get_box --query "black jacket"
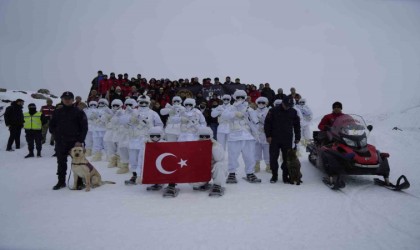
[49,105,88,143]
[4,102,24,127]
[264,105,301,145]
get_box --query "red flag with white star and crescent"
[142,140,212,184]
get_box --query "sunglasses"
[150,134,161,139]
[235,96,246,100]
[126,104,133,107]
[199,135,211,139]
[173,100,181,103]
[112,104,120,107]
[184,104,193,107]
[139,102,149,105]
[257,102,266,105]
[222,99,230,101]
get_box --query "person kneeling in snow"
[162,127,227,197]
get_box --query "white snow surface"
[1,91,420,250]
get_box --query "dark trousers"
[25,130,42,153]
[209,123,218,140]
[55,140,76,178]
[7,126,22,150]
[269,140,292,176]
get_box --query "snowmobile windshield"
[331,114,368,137]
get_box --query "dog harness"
[72,162,94,172]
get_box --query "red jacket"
[41,105,55,119]
[98,79,111,96]
[318,112,344,131]
[248,90,261,104]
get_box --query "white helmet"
[124,98,138,109]
[88,101,98,108]
[148,126,164,142]
[198,126,213,137]
[255,96,268,108]
[183,98,196,110]
[137,95,151,107]
[221,94,231,104]
[172,96,182,105]
[111,99,123,110]
[232,90,247,103]
[273,99,282,107]
[97,98,109,108]
[298,98,306,105]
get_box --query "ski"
[374,175,410,191]
[146,184,163,191]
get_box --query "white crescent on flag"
[155,153,177,175]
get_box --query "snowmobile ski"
[322,177,345,190]
[146,184,163,191]
[374,175,410,191]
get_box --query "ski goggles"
[173,100,181,104]
[199,135,211,139]
[235,96,246,100]
[184,104,194,107]
[138,101,149,105]
[257,102,266,105]
[222,99,230,101]
[112,104,121,108]
[125,103,133,107]
[150,134,161,140]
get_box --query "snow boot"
[163,184,179,197]
[254,161,260,173]
[52,176,66,190]
[116,163,129,174]
[265,163,271,173]
[193,183,212,191]
[209,184,225,197]
[25,152,34,158]
[124,172,137,185]
[107,155,118,168]
[37,151,41,157]
[244,173,262,183]
[270,175,278,184]
[85,148,92,157]
[91,152,102,162]
[147,184,163,191]
[226,173,238,184]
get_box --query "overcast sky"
[1,0,419,117]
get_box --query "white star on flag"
[178,159,188,168]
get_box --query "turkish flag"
[142,140,212,184]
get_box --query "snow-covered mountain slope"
[0,90,419,250]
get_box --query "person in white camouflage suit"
[253,96,271,173]
[91,98,109,161]
[210,94,232,150]
[160,96,185,142]
[84,101,98,156]
[103,99,123,168]
[177,98,206,142]
[295,98,313,146]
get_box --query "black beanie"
[332,102,342,109]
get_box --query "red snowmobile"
[306,114,409,190]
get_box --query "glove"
[181,117,189,123]
[165,103,172,109]
[235,112,244,118]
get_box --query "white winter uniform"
[253,106,270,165]
[116,108,137,164]
[221,102,258,174]
[191,139,227,188]
[293,106,304,147]
[128,107,163,173]
[160,103,185,142]
[211,103,231,150]
[103,109,118,159]
[296,104,313,142]
[109,109,124,156]
[84,107,98,151]
[92,106,109,154]
[178,108,207,142]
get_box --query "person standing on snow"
[221,89,261,184]
[4,98,24,151]
[23,103,47,158]
[115,98,138,174]
[103,99,123,168]
[125,95,163,185]
[49,91,88,190]
[264,96,300,184]
[40,98,55,145]
[253,97,271,173]
[91,98,110,161]
[211,94,232,150]
[160,96,185,142]
[84,101,98,157]
[295,98,313,146]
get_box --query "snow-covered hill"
[0,90,419,250]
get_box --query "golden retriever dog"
[70,147,115,191]
[286,148,303,185]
